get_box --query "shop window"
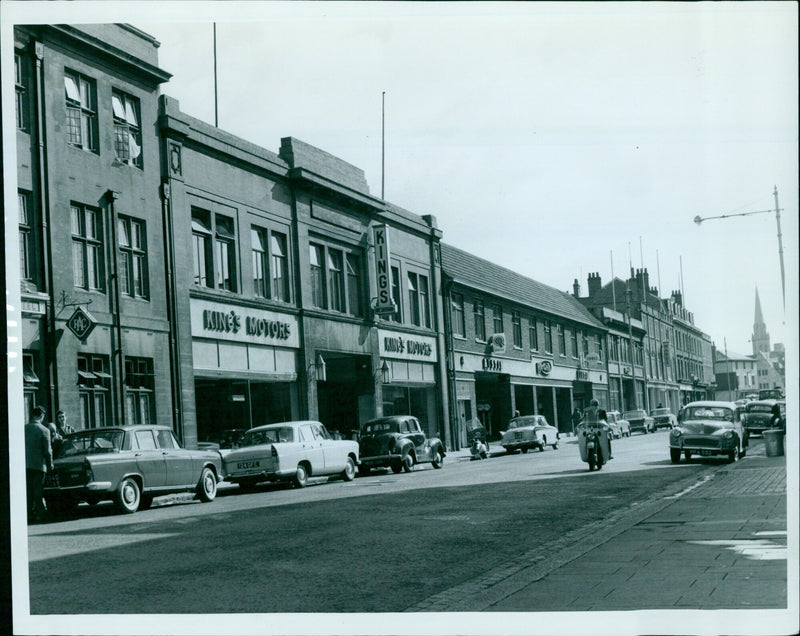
[118,216,148,299]
[71,203,105,292]
[557,324,566,356]
[529,317,539,351]
[15,53,28,131]
[77,354,111,429]
[111,90,142,167]
[64,70,97,151]
[252,227,291,303]
[473,299,485,341]
[125,357,154,425]
[19,191,35,282]
[450,293,465,337]
[309,241,364,316]
[512,311,522,348]
[492,305,503,336]
[543,320,552,354]
[407,272,431,328]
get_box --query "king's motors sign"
[191,299,299,348]
[378,329,437,363]
[373,224,396,315]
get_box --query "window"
[252,228,291,302]
[492,304,503,335]
[390,265,402,322]
[571,327,579,357]
[512,311,522,348]
[309,242,364,316]
[71,203,104,292]
[118,216,148,299]
[77,354,111,429]
[252,228,268,298]
[192,208,237,292]
[19,191,34,281]
[473,300,486,341]
[271,232,290,301]
[543,320,553,354]
[125,357,154,425]
[557,324,566,355]
[529,317,539,350]
[64,70,97,151]
[451,293,465,337]
[596,334,604,361]
[407,272,431,327]
[15,53,27,131]
[111,90,142,167]
[582,331,590,358]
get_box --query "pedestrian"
[513,410,520,418]
[49,409,74,457]
[25,406,53,523]
[769,403,784,431]
[571,407,583,436]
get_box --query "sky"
[6,1,798,357]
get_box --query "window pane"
[390,266,401,322]
[216,240,231,289]
[118,218,130,246]
[346,253,361,316]
[408,273,420,325]
[64,74,80,101]
[112,93,126,119]
[125,100,138,126]
[252,229,267,297]
[79,78,92,109]
[216,215,235,238]
[119,252,131,295]
[310,245,325,308]
[270,233,285,257]
[419,275,430,328]
[73,242,85,287]
[328,250,344,312]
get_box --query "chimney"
[642,268,650,294]
[587,272,602,296]
[573,278,581,298]
[671,290,683,306]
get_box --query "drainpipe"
[32,39,59,415]
[105,190,125,426]
[441,275,459,450]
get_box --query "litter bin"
[763,429,785,457]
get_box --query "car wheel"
[684,451,692,460]
[116,477,141,514]
[552,442,558,450]
[670,448,681,464]
[293,463,309,488]
[727,445,740,464]
[431,449,444,469]
[341,457,356,481]
[521,447,529,454]
[403,454,415,473]
[541,435,547,450]
[196,466,217,502]
[138,494,154,511]
[390,461,403,474]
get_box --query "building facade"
[442,245,608,447]
[714,350,758,401]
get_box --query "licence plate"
[700,450,713,457]
[237,460,260,469]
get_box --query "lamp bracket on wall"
[56,290,93,316]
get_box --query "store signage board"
[373,224,396,314]
[378,328,437,363]
[190,299,300,348]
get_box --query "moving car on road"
[358,415,445,474]
[650,407,678,430]
[222,421,358,488]
[742,399,784,438]
[669,401,746,464]
[44,425,222,516]
[500,415,559,453]
[605,411,631,438]
[624,409,655,434]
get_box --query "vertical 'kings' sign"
[374,224,396,314]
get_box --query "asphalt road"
[26,429,725,614]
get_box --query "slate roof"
[441,243,605,330]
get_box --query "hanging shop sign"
[191,299,299,348]
[535,359,552,376]
[378,328,437,363]
[373,224,396,315]
[65,306,97,341]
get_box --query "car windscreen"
[747,405,773,413]
[651,409,670,416]
[241,427,294,446]
[623,411,643,419]
[56,431,124,459]
[683,407,734,422]
[362,421,397,435]
[508,417,537,429]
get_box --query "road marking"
[754,530,786,537]
[688,538,787,560]
[665,474,713,498]
[28,533,177,562]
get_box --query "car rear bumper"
[360,454,403,467]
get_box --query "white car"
[222,421,359,488]
[605,411,631,438]
[500,415,560,453]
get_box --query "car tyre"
[116,477,141,514]
[670,448,681,464]
[727,445,740,464]
[541,435,548,450]
[403,454,415,473]
[684,451,692,460]
[293,463,309,488]
[196,466,217,502]
[390,461,403,474]
[521,447,529,454]
[341,457,356,482]
[432,449,444,469]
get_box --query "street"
[26,431,787,618]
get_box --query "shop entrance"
[475,372,511,439]
[316,353,372,439]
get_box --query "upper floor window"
[346,254,363,317]
[309,244,326,308]
[192,208,237,292]
[118,216,148,299]
[543,320,553,354]
[327,249,345,312]
[407,272,431,328]
[492,304,503,335]
[512,311,522,348]
[570,327,579,357]
[252,227,291,303]
[15,53,28,131]
[71,203,104,292]
[557,324,566,355]
[529,317,539,350]
[112,91,142,167]
[582,331,590,358]
[473,300,486,341]
[309,242,364,316]
[65,70,97,151]
[389,265,402,323]
[19,191,34,281]
[451,293,465,337]
[597,334,604,361]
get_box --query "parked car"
[44,425,222,516]
[500,415,560,453]
[222,421,358,488]
[669,401,746,464]
[742,399,784,437]
[624,409,655,434]
[650,408,678,430]
[605,411,631,438]
[358,415,445,474]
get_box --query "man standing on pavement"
[25,406,53,523]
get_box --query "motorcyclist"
[577,399,613,462]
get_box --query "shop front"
[190,298,300,446]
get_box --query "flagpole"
[610,250,616,312]
[213,23,219,128]
[381,91,386,200]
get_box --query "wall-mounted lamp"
[375,359,390,384]
[308,353,326,382]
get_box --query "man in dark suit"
[25,406,53,523]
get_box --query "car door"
[299,424,325,474]
[133,429,167,488]
[315,423,345,474]
[407,418,431,461]
[157,429,196,487]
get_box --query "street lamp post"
[693,186,785,312]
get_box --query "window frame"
[124,357,155,425]
[557,323,566,357]
[451,292,465,338]
[15,52,28,131]
[18,191,34,281]
[71,203,105,293]
[512,311,522,348]
[77,354,111,429]
[543,320,553,354]
[407,270,431,328]
[111,89,142,168]
[252,226,292,303]
[473,299,486,342]
[191,207,238,293]
[492,304,503,336]
[118,215,149,300]
[64,69,97,152]
[309,240,365,317]
[529,317,539,351]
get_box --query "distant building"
[713,350,758,401]
[750,287,785,393]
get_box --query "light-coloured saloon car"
[500,415,560,453]
[222,421,359,488]
[605,411,631,438]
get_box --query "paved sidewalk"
[407,446,788,613]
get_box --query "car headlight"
[723,430,733,439]
[670,429,682,438]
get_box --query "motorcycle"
[466,419,490,460]
[578,423,611,471]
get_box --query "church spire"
[752,286,770,356]
[754,287,765,325]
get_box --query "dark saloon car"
[358,415,445,474]
[624,409,655,434]
[669,401,746,464]
[742,399,784,437]
[44,425,223,516]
